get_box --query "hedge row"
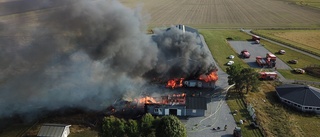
[304,67,320,78]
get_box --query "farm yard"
[120,0,320,28]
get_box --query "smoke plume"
[0,0,215,118]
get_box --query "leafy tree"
[240,68,260,94]
[102,116,116,137]
[226,64,245,93]
[226,64,260,94]
[155,115,187,137]
[140,113,155,137]
[114,118,126,137]
[126,119,139,137]
[102,116,126,137]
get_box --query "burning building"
[162,25,219,89]
[0,0,217,119]
[166,69,218,89]
[144,93,207,117]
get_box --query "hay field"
[120,0,320,28]
[272,30,320,50]
[274,30,320,50]
[254,30,320,55]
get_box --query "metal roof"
[186,97,207,110]
[37,123,71,137]
[276,84,320,107]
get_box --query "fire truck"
[252,35,260,44]
[256,52,276,68]
[259,72,277,80]
[240,49,250,58]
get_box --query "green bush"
[155,115,187,137]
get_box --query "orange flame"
[136,96,158,104]
[166,78,184,89]
[198,71,218,82]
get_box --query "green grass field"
[278,69,320,82]
[200,30,250,71]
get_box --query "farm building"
[37,124,71,137]
[276,84,320,114]
[144,94,207,117]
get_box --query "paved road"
[228,41,291,69]
[242,29,320,83]
[243,29,320,61]
[183,35,236,137]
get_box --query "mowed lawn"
[200,30,250,71]
[253,30,320,56]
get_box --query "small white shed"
[37,123,71,137]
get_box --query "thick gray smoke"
[146,27,215,80]
[0,0,215,118]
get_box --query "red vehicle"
[259,72,277,80]
[240,49,250,58]
[266,52,276,61]
[256,52,276,68]
[252,35,260,44]
[252,35,260,41]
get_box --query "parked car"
[227,61,234,66]
[294,68,305,74]
[289,59,298,64]
[229,55,235,59]
[278,50,285,54]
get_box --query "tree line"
[102,113,186,137]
